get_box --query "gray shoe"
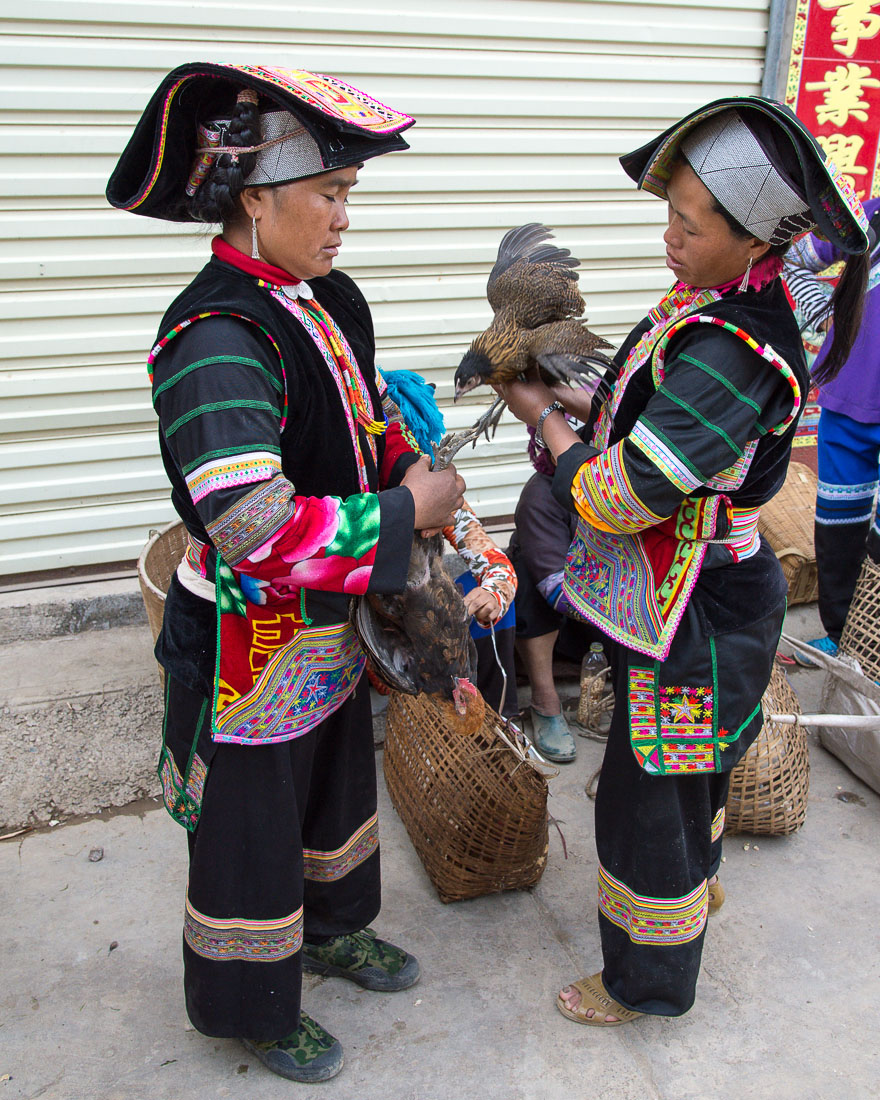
[530,708,577,763]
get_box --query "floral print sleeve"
[152,316,413,599]
[442,502,517,617]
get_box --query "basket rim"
[137,519,186,603]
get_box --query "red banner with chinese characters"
[784,1,879,468]
[786,0,880,200]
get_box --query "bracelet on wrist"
[535,400,565,449]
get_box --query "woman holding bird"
[106,64,465,1083]
[494,97,870,1026]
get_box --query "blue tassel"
[382,369,446,455]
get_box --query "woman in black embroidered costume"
[106,64,465,1083]
[493,97,870,1026]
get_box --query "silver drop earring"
[251,215,261,261]
[738,255,753,293]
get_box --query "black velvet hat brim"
[619,95,869,255]
[106,63,413,221]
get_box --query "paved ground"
[2,607,879,1099]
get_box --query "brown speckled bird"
[454,224,615,429]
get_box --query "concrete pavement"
[2,606,879,1099]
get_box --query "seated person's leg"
[508,471,584,762]
[455,571,518,718]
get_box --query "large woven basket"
[383,691,551,903]
[838,555,880,684]
[818,555,880,794]
[757,462,818,606]
[137,520,188,655]
[725,664,810,836]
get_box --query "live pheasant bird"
[454,223,615,433]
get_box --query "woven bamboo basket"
[137,521,188,681]
[383,690,551,903]
[838,555,880,684]
[757,461,818,605]
[725,664,810,836]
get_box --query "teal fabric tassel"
[382,369,445,455]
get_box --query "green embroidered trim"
[657,387,744,458]
[184,698,207,779]
[677,354,762,416]
[639,415,706,484]
[732,701,762,740]
[152,355,283,405]
[165,399,277,438]
[300,587,313,626]
[158,692,209,833]
[710,636,721,769]
[182,442,282,476]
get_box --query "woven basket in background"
[725,664,810,836]
[137,521,188,679]
[383,691,550,903]
[819,555,880,794]
[757,461,818,606]
[838,555,880,684]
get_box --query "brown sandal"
[556,972,643,1027]
[708,876,725,914]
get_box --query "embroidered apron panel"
[212,560,364,745]
[563,495,724,661]
[624,582,785,775]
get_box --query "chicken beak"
[453,376,481,402]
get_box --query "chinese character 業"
[806,62,880,124]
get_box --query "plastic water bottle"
[577,642,609,732]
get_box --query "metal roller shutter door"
[0,0,770,576]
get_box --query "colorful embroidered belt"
[563,501,761,662]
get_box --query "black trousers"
[161,674,380,1039]
[595,655,728,1016]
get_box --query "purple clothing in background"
[790,197,880,425]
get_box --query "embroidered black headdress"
[620,96,869,255]
[107,62,414,222]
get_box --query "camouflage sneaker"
[302,927,420,991]
[241,1013,343,1083]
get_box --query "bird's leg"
[431,427,481,471]
[478,395,507,442]
[430,397,502,468]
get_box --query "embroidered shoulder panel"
[651,315,802,436]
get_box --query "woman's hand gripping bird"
[351,426,490,728]
[453,223,616,438]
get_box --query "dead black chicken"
[351,425,488,727]
[453,223,616,435]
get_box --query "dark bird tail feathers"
[491,223,579,283]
